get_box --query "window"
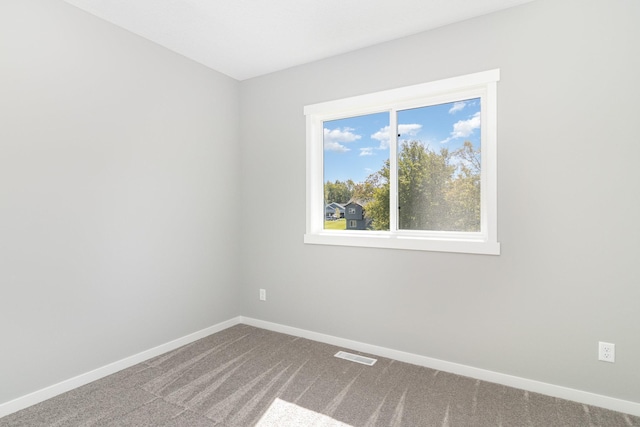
[304,70,500,255]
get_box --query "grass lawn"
[324,218,346,230]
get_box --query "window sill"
[304,232,500,255]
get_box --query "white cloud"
[371,124,422,148]
[399,123,422,138]
[324,141,350,152]
[323,127,361,152]
[452,112,481,137]
[370,127,390,149]
[360,147,374,156]
[449,101,466,114]
[441,112,481,144]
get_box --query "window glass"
[323,112,389,230]
[397,99,481,232]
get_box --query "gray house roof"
[345,199,368,208]
[325,202,345,213]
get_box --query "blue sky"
[323,98,481,183]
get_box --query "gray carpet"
[1,324,638,426]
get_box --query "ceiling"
[63,0,535,81]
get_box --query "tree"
[363,160,390,230]
[324,179,352,204]
[398,141,454,230]
[445,165,480,231]
[445,141,481,231]
[362,140,480,232]
[351,180,375,203]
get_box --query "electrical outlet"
[259,289,266,301]
[598,342,615,363]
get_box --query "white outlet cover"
[598,342,615,363]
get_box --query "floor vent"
[334,351,377,366]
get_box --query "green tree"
[351,181,375,203]
[324,179,352,204]
[445,141,481,231]
[363,160,390,230]
[398,141,454,230]
[363,140,480,232]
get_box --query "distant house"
[325,202,345,219]
[344,201,367,230]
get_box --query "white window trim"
[304,69,500,255]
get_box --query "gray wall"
[239,0,640,403]
[0,1,240,404]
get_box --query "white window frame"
[304,69,500,255]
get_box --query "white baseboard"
[240,316,640,417]
[0,316,243,419]
[2,315,639,419]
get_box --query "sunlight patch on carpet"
[256,398,352,427]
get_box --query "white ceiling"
[63,0,535,81]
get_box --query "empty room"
[1,0,639,425]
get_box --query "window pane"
[323,112,390,230]
[397,99,481,232]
